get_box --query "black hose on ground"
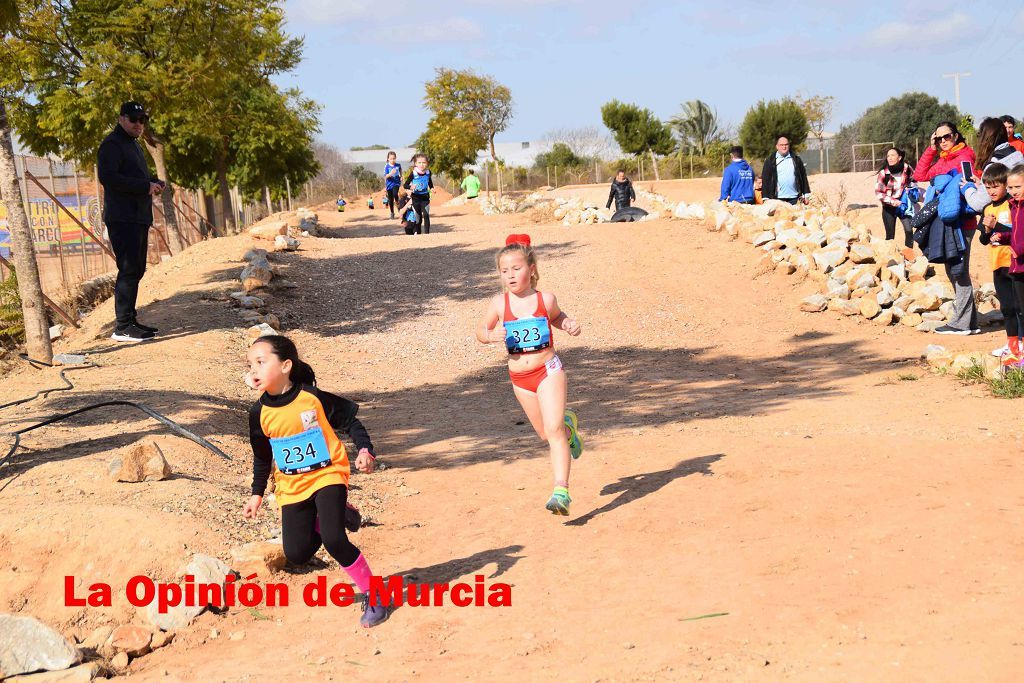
[1,355,233,463]
[0,354,95,411]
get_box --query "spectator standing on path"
[1001,115,1024,154]
[97,102,164,343]
[759,135,810,205]
[719,146,755,204]
[383,151,402,220]
[461,169,481,199]
[914,120,979,335]
[606,170,636,212]
[875,147,916,248]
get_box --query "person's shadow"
[356,544,525,615]
[566,454,724,527]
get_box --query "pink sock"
[342,553,374,594]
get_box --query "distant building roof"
[343,139,619,170]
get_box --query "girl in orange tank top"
[475,234,584,516]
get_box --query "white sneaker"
[992,344,1010,357]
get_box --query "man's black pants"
[107,221,150,329]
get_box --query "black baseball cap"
[119,102,148,121]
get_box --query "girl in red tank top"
[476,234,584,516]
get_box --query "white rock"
[0,615,81,677]
[799,294,828,312]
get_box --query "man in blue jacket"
[719,146,755,203]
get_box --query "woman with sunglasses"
[913,121,980,335]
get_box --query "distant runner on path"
[384,151,402,219]
[461,169,481,199]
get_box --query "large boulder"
[249,221,287,241]
[0,615,81,677]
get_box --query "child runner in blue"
[243,335,389,627]
[475,234,584,515]
[384,151,402,220]
[403,154,433,234]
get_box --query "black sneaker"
[934,325,971,336]
[111,324,155,342]
[132,318,159,334]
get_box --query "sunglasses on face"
[933,133,953,144]
[127,115,148,124]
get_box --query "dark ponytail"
[252,334,316,386]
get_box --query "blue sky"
[279,0,1024,149]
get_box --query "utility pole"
[942,72,971,111]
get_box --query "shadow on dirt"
[566,454,723,526]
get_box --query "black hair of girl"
[877,146,906,174]
[253,335,316,386]
[974,117,1008,169]
[934,121,964,147]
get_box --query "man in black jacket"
[97,102,164,342]
[760,135,811,204]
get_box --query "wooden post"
[46,160,68,286]
[71,160,88,277]
[546,166,550,186]
[285,177,293,211]
[690,153,694,179]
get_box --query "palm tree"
[668,100,722,157]
[1,0,53,362]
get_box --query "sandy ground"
[1,178,1023,682]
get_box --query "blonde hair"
[496,242,539,289]
[1009,163,1024,179]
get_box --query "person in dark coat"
[760,135,811,204]
[97,101,164,342]
[606,170,636,212]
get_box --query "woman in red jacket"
[915,120,980,335]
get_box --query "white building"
[344,140,559,170]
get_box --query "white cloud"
[864,12,976,48]
[285,0,377,24]
[355,17,484,45]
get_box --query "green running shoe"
[564,409,583,460]
[545,486,571,516]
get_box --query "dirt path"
[1,192,1022,681]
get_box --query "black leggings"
[881,205,914,248]
[411,196,430,234]
[994,268,1021,337]
[281,484,360,568]
[386,187,400,218]
[1011,273,1024,338]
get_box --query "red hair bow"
[505,233,531,247]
